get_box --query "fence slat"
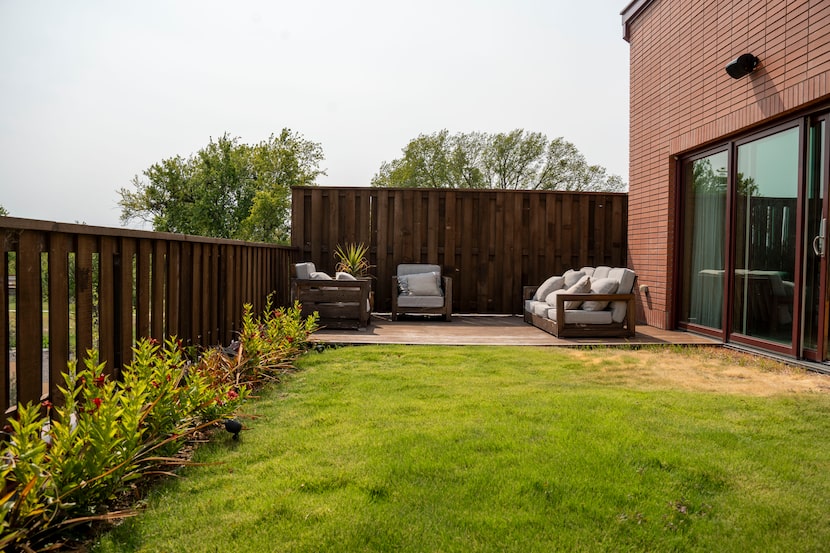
[1,235,10,412]
[99,237,117,372]
[75,235,94,361]
[16,230,44,405]
[48,233,71,402]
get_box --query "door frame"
[801,113,830,362]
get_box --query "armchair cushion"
[401,271,443,296]
[295,262,316,280]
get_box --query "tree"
[372,129,626,192]
[118,130,325,242]
[0,204,8,216]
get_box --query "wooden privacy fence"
[292,187,628,314]
[1,217,296,420]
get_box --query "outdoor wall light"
[726,54,759,79]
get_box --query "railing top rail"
[0,216,299,250]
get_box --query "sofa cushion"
[608,267,636,294]
[562,269,586,287]
[546,307,613,325]
[592,266,612,279]
[582,277,619,311]
[611,301,629,323]
[529,300,550,317]
[401,271,442,296]
[533,275,565,300]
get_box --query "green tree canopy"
[118,130,325,242]
[0,204,8,216]
[372,129,626,192]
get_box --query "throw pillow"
[582,277,619,311]
[546,275,591,309]
[335,271,358,280]
[564,275,591,309]
[310,271,333,280]
[533,275,565,300]
[404,272,443,296]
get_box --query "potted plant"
[333,242,372,278]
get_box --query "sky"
[0,0,631,229]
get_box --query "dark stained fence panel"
[1,217,297,421]
[292,187,628,316]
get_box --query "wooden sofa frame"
[291,278,371,330]
[522,286,636,338]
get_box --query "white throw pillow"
[403,272,442,296]
[533,275,565,301]
[564,275,591,309]
[335,271,358,280]
[310,271,333,280]
[582,277,619,311]
[547,275,591,309]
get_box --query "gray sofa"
[523,266,637,338]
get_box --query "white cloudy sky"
[0,0,631,229]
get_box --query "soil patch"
[572,346,830,396]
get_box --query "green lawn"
[93,345,830,552]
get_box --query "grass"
[92,345,830,552]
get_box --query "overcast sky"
[0,0,630,229]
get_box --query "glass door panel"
[732,128,799,345]
[679,151,728,330]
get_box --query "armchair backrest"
[295,262,316,280]
[397,263,441,277]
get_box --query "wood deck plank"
[311,315,722,347]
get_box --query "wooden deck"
[311,314,722,347]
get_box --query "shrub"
[0,302,318,552]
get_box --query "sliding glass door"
[679,115,830,361]
[731,127,799,346]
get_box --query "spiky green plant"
[333,242,372,277]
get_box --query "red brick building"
[622,0,830,362]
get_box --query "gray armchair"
[391,264,452,321]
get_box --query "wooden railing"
[1,217,297,419]
[292,187,628,314]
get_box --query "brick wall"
[626,0,830,328]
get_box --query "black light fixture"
[726,54,759,79]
